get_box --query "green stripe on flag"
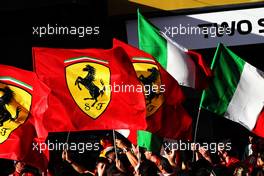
[132,57,155,63]
[200,43,245,115]
[137,130,163,154]
[0,76,32,90]
[137,10,168,69]
[64,56,109,65]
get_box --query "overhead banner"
[129,0,264,11]
[126,7,264,49]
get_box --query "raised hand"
[62,150,72,163]
[97,163,106,176]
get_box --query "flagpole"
[112,130,118,160]
[134,144,141,173]
[192,108,201,162]
[65,131,71,152]
[66,131,71,144]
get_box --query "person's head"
[138,160,158,176]
[144,151,153,160]
[15,161,26,173]
[233,163,250,176]
[96,157,108,168]
[251,137,260,154]
[99,144,116,164]
[105,147,116,163]
[156,157,173,174]
[105,162,126,176]
[211,165,229,176]
[218,149,228,160]
[257,151,264,168]
[252,168,264,176]
[191,159,212,176]
[95,157,108,176]
[195,168,211,176]
[249,136,254,144]
[217,139,232,160]
[252,143,259,154]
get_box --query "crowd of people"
[60,135,264,176]
[0,160,41,176]
[1,135,264,176]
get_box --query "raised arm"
[62,150,94,175]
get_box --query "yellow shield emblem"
[65,59,111,119]
[132,61,164,116]
[0,82,31,144]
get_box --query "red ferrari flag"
[113,39,192,140]
[0,64,49,171]
[32,47,147,132]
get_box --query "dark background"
[0,0,263,175]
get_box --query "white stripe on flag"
[225,63,264,130]
[167,40,196,88]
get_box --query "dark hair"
[212,165,230,176]
[105,148,115,157]
[159,157,173,174]
[106,163,126,176]
[191,158,212,170]
[190,159,212,176]
[21,165,41,176]
[138,160,158,176]
[195,168,211,176]
[233,163,250,176]
[96,157,109,165]
[260,151,264,162]
[252,168,264,176]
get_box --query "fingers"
[115,159,121,166]
[62,150,66,160]
[99,163,106,170]
[115,139,121,147]
[115,139,126,149]
[62,150,71,162]
[102,163,106,170]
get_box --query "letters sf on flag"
[64,57,111,119]
[32,47,147,131]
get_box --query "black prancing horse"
[75,65,105,107]
[0,87,21,127]
[139,67,161,105]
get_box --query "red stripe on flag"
[252,108,264,138]
[186,50,213,89]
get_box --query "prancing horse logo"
[139,67,161,106]
[65,58,111,119]
[75,65,106,107]
[132,62,164,117]
[0,87,21,127]
[0,81,31,144]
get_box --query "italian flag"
[200,44,264,138]
[137,10,212,89]
[137,130,163,154]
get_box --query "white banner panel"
[126,7,264,49]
